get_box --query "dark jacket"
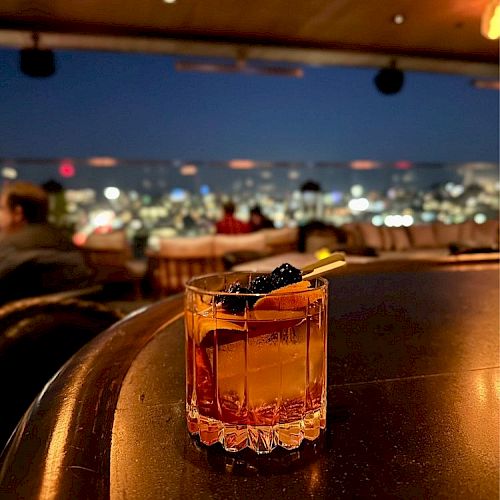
[0,224,93,304]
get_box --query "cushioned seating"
[340,219,499,256]
[379,226,393,251]
[86,231,126,247]
[408,224,437,248]
[302,226,342,253]
[471,219,499,247]
[81,230,146,299]
[357,222,385,250]
[0,295,123,449]
[457,220,475,243]
[432,222,462,247]
[213,232,268,257]
[154,236,220,294]
[341,222,363,248]
[388,227,412,251]
[221,250,267,271]
[261,227,299,254]
[150,228,297,295]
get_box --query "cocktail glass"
[185,271,328,454]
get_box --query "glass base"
[187,403,326,454]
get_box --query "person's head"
[249,205,263,222]
[222,201,236,216]
[0,181,49,234]
[250,206,262,217]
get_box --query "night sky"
[0,48,498,165]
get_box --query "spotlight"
[19,33,56,78]
[374,62,404,95]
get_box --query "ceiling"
[0,0,498,77]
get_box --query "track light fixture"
[19,33,56,78]
[374,61,404,95]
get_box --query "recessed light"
[392,14,405,25]
[163,0,176,4]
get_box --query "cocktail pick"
[301,251,346,279]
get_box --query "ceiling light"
[481,0,500,40]
[19,33,56,78]
[392,14,405,25]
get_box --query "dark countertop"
[1,265,498,499]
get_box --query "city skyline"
[1,158,497,199]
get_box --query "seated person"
[0,181,93,304]
[248,205,274,232]
[216,201,250,235]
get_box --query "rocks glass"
[185,271,328,454]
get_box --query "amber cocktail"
[185,268,328,454]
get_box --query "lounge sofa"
[150,227,298,294]
[299,219,499,263]
[80,230,147,298]
[150,220,499,294]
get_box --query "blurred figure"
[249,205,274,231]
[41,179,67,227]
[216,201,250,234]
[0,181,93,304]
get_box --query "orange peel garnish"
[253,280,324,311]
[186,310,245,344]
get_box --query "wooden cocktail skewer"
[301,251,346,279]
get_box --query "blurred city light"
[180,164,198,176]
[229,159,255,170]
[88,156,117,167]
[350,184,364,197]
[384,214,414,227]
[170,188,187,202]
[350,160,380,170]
[1,166,17,179]
[92,210,115,227]
[200,185,210,195]
[474,213,487,224]
[348,197,369,211]
[0,158,496,242]
[104,187,120,200]
[59,160,75,178]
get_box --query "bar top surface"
[1,265,498,499]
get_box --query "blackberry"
[249,274,275,294]
[218,281,252,314]
[271,262,302,289]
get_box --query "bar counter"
[0,264,498,499]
